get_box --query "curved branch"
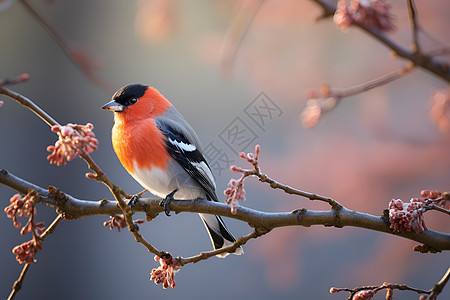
[427,267,450,300]
[2,169,449,252]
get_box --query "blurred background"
[1,0,449,299]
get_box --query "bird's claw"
[160,189,178,217]
[128,195,139,211]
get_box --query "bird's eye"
[129,98,138,105]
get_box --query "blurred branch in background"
[15,0,114,93]
[220,0,264,77]
[221,0,449,128]
[301,65,415,128]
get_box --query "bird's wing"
[155,119,218,202]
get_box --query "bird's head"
[102,84,171,122]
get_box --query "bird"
[102,84,243,258]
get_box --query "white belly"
[131,161,206,200]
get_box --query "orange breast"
[112,118,170,174]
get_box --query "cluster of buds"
[12,239,42,265]
[224,145,260,214]
[4,193,36,228]
[300,98,338,128]
[353,290,375,300]
[224,177,246,214]
[150,253,180,289]
[330,287,376,299]
[334,0,395,32]
[388,198,427,233]
[388,189,448,233]
[300,85,339,128]
[47,123,98,166]
[4,191,46,264]
[103,215,145,232]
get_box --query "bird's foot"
[159,189,178,217]
[127,195,138,211]
[127,189,148,211]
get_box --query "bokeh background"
[1,0,449,299]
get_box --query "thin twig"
[7,214,63,300]
[220,0,265,77]
[18,0,113,92]
[81,152,164,257]
[331,282,430,299]
[257,172,342,210]
[426,267,450,299]
[178,227,268,266]
[428,204,450,216]
[41,214,64,241]
[0,73,29,88]
[331,65,414,99]
[0,86,60,127]
[7,265,31,300]
[407,0,421,53]
[302,66,415,128]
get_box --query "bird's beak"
[102,100,124,112]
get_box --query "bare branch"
[7,264,30,300]
[1,169,449,252]
[302,66,414,128]
[428,204,450,216]
[178,227,268,266]
[407,0,421,53]
[330,281,430,299]
[426,267,450,300]
[220,0,265,77]
[332,65,414,99]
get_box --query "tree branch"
[1,169,449,252]
[426,267,450,300]
[407,0,421,53]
